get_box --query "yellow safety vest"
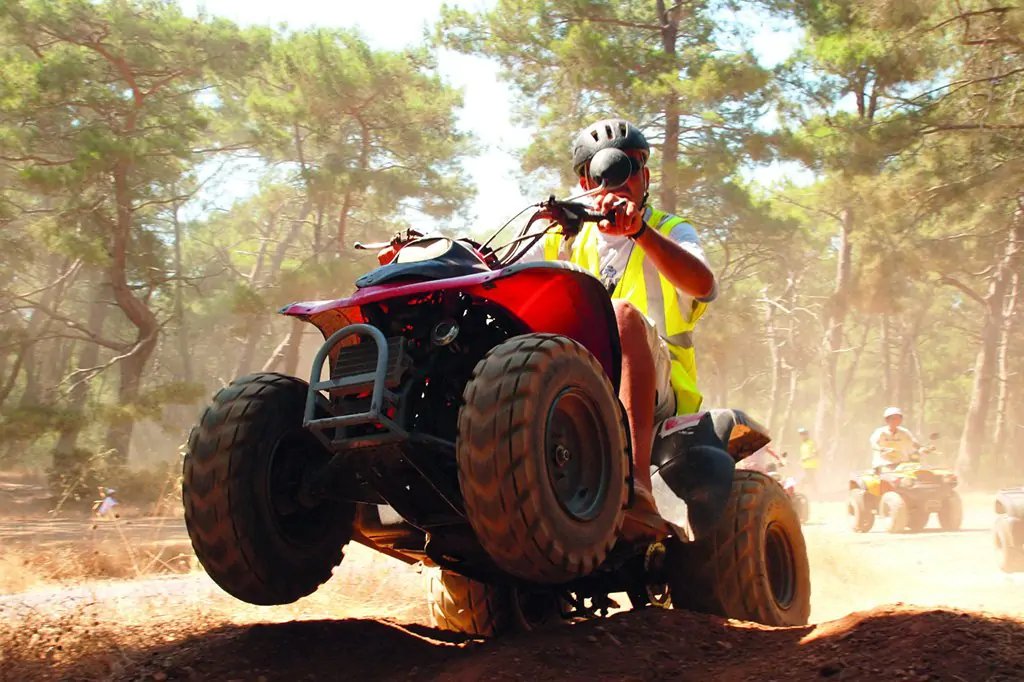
[800,440,819,469]
[543,207,708,415]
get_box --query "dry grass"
[0,545,427,681]
[0,540,195,594]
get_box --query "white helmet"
[883,407,902,419]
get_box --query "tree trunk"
[993,272,1019,469]
[260,317,305,378]
[779,366,800,453]
[880,313,892,403]
[54,278,111,457]
[656,0,679,214]
[282,318,305,378]
[234,202,312,377]
[913,345,927,436]
[896,313,924,418]
[956,210,1022,484]
[0,258,69,408]
[105,159,161,465]
[814,205,855,468]
[764,289,782,433]
[173,194,192,382]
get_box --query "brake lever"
[551,200,615,237]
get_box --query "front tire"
[880,491,908,534]
[666,471,811,626]
[849,489,874,533]
[938,491,963,531]
[906,506,930,533]
[182,373,355,605]
[994,515,1024,573]
[457,334,627,584]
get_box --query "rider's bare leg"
[613,301,657,495]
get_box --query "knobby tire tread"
[456,334,627,584]
[183,373,354,606]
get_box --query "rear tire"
[848,489,874,533]
[938,491,963,531]
[426,568,560,637]
[182,373,355,605]
[457,334,627,584]
[994,515,1024,573]
[426,569,509,637]
[666,470,811,626]
[880,491,908,534]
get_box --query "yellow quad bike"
[848,451,962,534]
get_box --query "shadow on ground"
[8,605,1023,682]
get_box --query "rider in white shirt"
[869,407,921,469]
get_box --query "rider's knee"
[612,301,653,362]
[612,300,645,338]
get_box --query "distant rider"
[869,407,921,469]
[797,427,819,496]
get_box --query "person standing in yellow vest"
[797,427,819,497]
[517,118,718,534]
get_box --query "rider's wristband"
[628,222,647,240]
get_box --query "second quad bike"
[768,470,809,525]
[994,487,1024,573]
[181,149,811,636]
[748,447,809,525]
[848,454,962,534]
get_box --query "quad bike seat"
[356,237,491,288]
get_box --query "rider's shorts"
[638,311,676,424]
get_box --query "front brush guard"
[304,323,409,451]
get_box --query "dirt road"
[2,493,1023,681]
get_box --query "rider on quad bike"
[181,118,810,637]
[870,407,921,469]
[850,407,961,534]
[513,118,718,537]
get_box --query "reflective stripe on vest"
[542,206,708,414]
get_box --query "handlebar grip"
[581,209,614,225]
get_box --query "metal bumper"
[303,323,408,450]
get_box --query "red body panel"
[280,262,622,388]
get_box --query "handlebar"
[357,198,618,268]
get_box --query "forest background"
[1,0,1021,500]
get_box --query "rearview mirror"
[588,148,633,190]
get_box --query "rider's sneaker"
[620,486,669,542]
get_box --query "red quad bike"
[182,149,811,636]
[760,449,810,525]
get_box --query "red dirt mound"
[47,605,1019,682]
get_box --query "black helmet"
[572,118,650,177]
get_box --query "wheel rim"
[266,430,335,547]
[764,522,797,609]
[544,387,611,522]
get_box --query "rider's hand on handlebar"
[593,192,643,237]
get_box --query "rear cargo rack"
[304,324,409,450]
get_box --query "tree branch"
[939,275,987,306]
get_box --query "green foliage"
[437,0,774,201]
[0,0,1021,485]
